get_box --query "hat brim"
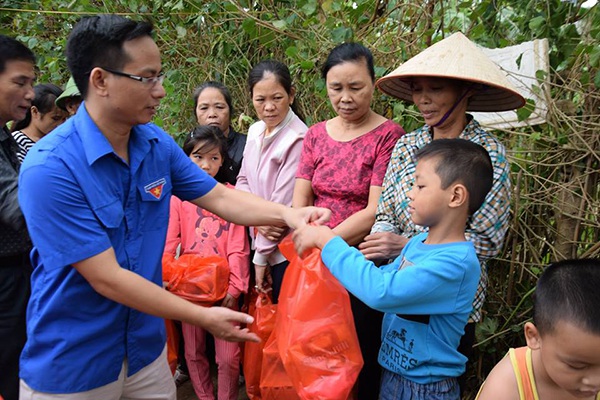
[375,32,526,112]
[376,73,526,112]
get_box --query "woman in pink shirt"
[293,43,405,400]
[235,59,307,303]
[164,125,250,400]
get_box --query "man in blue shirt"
[18,15,329,399]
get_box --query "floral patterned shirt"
[297,119,404,228]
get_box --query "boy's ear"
[524,322,542,350]
[448,183,467,209]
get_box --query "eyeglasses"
[102,67,165,86]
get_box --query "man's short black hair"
[0,34,36,73]
[416,138,493,215]
[66,15,153,98]
[533,258,600,336]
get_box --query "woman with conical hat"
[358,32,525,397]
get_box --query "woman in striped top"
[11,83,67,162]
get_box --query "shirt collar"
[262,108,295,145]
[422,113,479,140]
[75,102,159,166]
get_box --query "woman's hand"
[257,225,288,242]
[358,232,408,261]
[254,263,272,293]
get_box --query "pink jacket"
[164,184,250,298]
[235,109,307,266]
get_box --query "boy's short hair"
[66,15,153,99]
[0,34,36,73]
[416,138,493,215]
[533,258,600,335]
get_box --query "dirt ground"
[175,367,249,400]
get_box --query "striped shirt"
[11,130,35,163]
[371,116,511,322]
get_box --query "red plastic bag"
[260,327,301,400]
[276,237,363,400]
[165,319,179,375]
[162,253,176,283]
[244,290,278,399]
[166,254,230,306]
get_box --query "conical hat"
[376,32,525,112]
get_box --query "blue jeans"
[379,369,459,400]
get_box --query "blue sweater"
[321,233,479,383]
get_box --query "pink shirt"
[296,119,404,228]
[164,184,250,298]
[236,109,307,265]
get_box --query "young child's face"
[189,141,223,178]
[528,321,600,398]
[407,157,449,227]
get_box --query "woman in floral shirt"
[293,42,404,400]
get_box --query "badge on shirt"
[144,178,167,200]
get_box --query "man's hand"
[283,206,331,230]
[200,307,260,342]
[358,232,408,261]
[292,224,335,257]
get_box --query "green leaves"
[517,99,536,122]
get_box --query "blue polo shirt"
[18,104,216,393]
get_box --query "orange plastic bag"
[162,253,176,283]
[260,327,301,400]
[166,254,230,306]
[276,237,363,400]
[165,319,179,375]
[243,290,278,399]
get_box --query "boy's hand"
[292,224,336,256]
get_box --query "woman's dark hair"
[247,59,304,122]
[192,81,234,118]
[11,83,63,132]
[322,42,375,82]
[182,125,236,184]
[66,15,154,98]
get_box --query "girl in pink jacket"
[164,125,250,400]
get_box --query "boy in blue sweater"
[293,138,494,400]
